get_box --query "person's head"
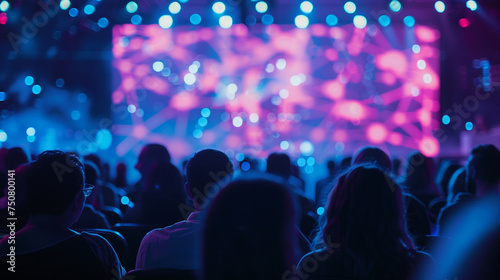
[266,153,291,179]
[447,167,467,204]
[317,164,414,276]
[352,146,392,171]
[203,174,297,280]
[84,162,100,205]
[436,160,462,197]
[340,156,352,170]
[185,149,233,210]
[466,144,500,196]
[135,143,171,178]
[403,151,437,192]
[4,147,30,171]
[26,150,87,226]
[144,161,184,197]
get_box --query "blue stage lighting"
[378,15,391,27]
[0,130,6,142]
[98,17,109,28]
[83,4,95,15]
[131,14,142,25]
[219,15,233,29]
[126,1,138,13]
[389,0,401,12]
[465,122,473,131]
[262,14,274,25]
[326,14,338,26]
[25,76,34,86]
[59,0,70,11]
[32,85,41,94]
[442,115,450,125]
[190,14,201,25]
[466,0,477,11]
[404,16,415,27]
[69,8,78,17]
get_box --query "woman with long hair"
[298,164,432,279]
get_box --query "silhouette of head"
[403,151,436,191]
[436,161,462,197]
[4,147,30,171]
[135,144,171,178]
[203,174,297,280]
[26,151,85,223]
[266,153,291,179]
[467,144,500,195]
[352,146,392,171]
[185,149,233,209]
[317,164,414,277]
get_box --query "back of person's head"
[403,151,436,191]
[84,162,100,186]
[239,155,259,172]
[327,160,336,175]
[352,146,392,171]
[392,157,402,177]
[203,174,297,280]
[139,143,171,163]
[27,150,85,217]
[436,160,462,197]
[114,162,127,188]
[186,149,233,208]
[318,164,414,277]
[4,147,30,171]
[266,153,291,179]
[468,144,500,187]
[447,167,467,204]
[144,161,184,198]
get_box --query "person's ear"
[184,182,194,201]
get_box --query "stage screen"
[111,23,440,162]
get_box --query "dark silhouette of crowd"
[1,142,499,280]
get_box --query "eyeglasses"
[82,184,95,197]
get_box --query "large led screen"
[111,23,440,161]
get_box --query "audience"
[0,141,498,279]
[297,165,433,279]
[0,151,124,279]
[135,149,233,270]
[203,174,299,280]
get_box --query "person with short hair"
[0,150,125,280]
[136,149,233,270]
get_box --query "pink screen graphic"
[111,23,440,161]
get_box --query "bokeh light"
[295,15,309,29]
[219,15,233,29]
[465,122,473,131]
[0,92,5,101]
[159,15,173,29]
[389,0,401,12]
[71,110,81,120]
[326,14,338,26]
[353,15,367,29]
[255,1,268,13]
[378,15,391,27]
[126,1,138,13]
[190,14,201,25]
[212,2,226,14]
[459,18,469,28]
[280,140,289,150]
[96,129,113,150]
[131,14,142,25]
[98,17,109,28]
[261,14,274,25]
[201,108,211,118]
[0,130,7,142]
[83,4,95,15]
[404,16,415,27]
[32,85,41,94]
[233,116,243,127]
[152,61,164,72]
[466,0,477,11]
[317,207,325,215]
[168,2,181,14]
[434,1,445,13]
[300,1,313,14]
[25,76,34,86]
[59,0,70,11]
[344,1,356,14]
[69,8,78,17]
[300,141,314,156]
[442,115,450,125]
[26,127,36,136]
